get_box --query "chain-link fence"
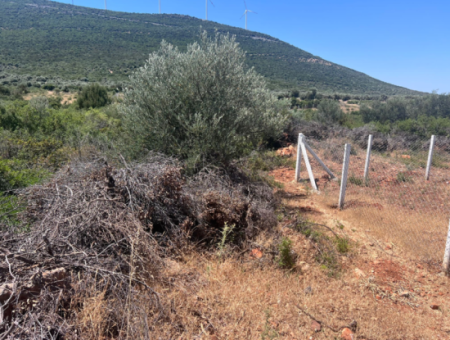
[295,131,450,270]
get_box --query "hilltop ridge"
[0,0,421,95]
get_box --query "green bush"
[314,99,344,124]
[278,237,295,269]
[121,31,288,169]
[0,85,11,96]
[77,84,110,109]
[43,84,56,91]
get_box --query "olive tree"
[121,31,288,169]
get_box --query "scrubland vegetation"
[1,30,450,339]
[0,0,422,95]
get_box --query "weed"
[397,171,413,183]
[217,223,235,259]
[277,237,295,270]
[261,309,279,340]
[336,221,345,230]
[348,174,364,186]
[334,236,350,254]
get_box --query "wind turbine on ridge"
[240,0,256,30]
[205,0,215,21]
[104,0,107,10]
[159,0,161,14]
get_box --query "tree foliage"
[121,32,288,169]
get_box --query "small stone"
[341,327,354,340]
[311,320,321,332]
[304,286,313,295]
[376,295,381,300]
[417,264,423,269]
[385,244,392,250]
[430,304,440,310]
[354,268,366,278]
[399,291,410,298]
[368,243,374,246]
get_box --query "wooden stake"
[364,134,373,181]
[338,144,351,210]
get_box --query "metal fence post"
[444,219,450,276]
[425,135,435,181]
[295,133,302,182]
[364,134,373,181]
[338,144,351,210]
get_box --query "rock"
[385,244,392,250]
[401,155,411,159]
[399,291,410,298]
[348,320,357,332]
[430,304,440,310]
[276,145,296,157]
[299,261,310,272]
[341,327,354,340]
[311,320,321,332]
[354,268,366,278]
[375,295,381,300]
[304,286,313,295]
[250,248,263,259]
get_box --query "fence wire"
[297,132,450,268]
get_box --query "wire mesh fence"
[295,131,450,270]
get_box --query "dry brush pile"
[0,154,277,339]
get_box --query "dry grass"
[23,90,76,104]
[103,246,447,339]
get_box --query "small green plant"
[348,174,364,186]
[277,237,295,269]
[397,171,413,183]
[217,222,235,259]
[336,221,345,230]
[261,309,279,340]
[334,236,350,254]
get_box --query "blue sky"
[55,0,449,93]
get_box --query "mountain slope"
[0,0,420,95]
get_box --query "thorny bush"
[0,154,276,339]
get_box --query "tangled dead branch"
[0,154,276,339]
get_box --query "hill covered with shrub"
[0,0,421,95]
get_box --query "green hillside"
[0,0,420,95]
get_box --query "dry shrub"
[0,154,276,339]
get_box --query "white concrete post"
[338,144,351,210]
[299,136,318,191]
[364,134,373,181]
[303,141,336,179]
[443,219,450,276]
[425,135,435,181]
[295,133,302,182]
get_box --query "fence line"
[293,132,450,270]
